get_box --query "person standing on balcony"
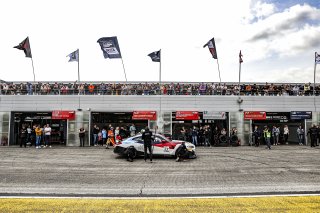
[88,84,95,95]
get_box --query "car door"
[131,136,144,153]
[151,137,163,155]
[152,136,176,156]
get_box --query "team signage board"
[52,111,75,120]
[175,111,199,120]
[203,111,226,120]
[290,111,312,120]
[132,111,157,120]
[266,112,290,120]
[243,111,266,120]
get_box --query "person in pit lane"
[175,141,188,162]
[142,126,153,162]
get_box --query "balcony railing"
[0,82,319,96]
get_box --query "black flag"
[239,50,243,63]
[203,37,218,59]
[14,37,32,58]
[148,50,160,62]
[316,52,320,64]
[97,36,122,59]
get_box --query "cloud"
[238,3,320,63]
[277,26,320,54]
[243,63,319,83]
[250,1,276,20]
[249,4,320,42]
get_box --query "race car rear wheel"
[127,146,137,159]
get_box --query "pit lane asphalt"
[0,145,320,197]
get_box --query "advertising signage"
[52,111,75,120]
[175,111,199,120]
[266,112,290,120]
[244,111,266,120]
[132,111,157,120]
[203,111,226,120]
[290,111,312,120]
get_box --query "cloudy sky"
[0,0,320,83]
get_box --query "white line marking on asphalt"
[1,194,320,199]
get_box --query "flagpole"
[120,58,128,82]
[159,49,162,117]
[314,52,317,96]
[238,59,242,96]
[77,49,81,110]
[216,59,222,83]
[78,49,80,82]
[31,58,36,82]
[159,49,162,94]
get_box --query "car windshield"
[155,134,171,142]
[131,134,171,143]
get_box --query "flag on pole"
[239,50,243,63]
[203,37,218,59]
[316,52,320,64]
[148,50,160,62]
[67,49,79,62]
[97,36,122,59]
[14,37,32,58]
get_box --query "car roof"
[128,133,170,141]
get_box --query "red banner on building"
[244,111,266,120]
[52,111,75,120]
[176,111,199,120]
[132,111,157,120]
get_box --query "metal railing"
[0,82,319,96]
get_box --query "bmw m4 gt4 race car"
[114,133,196,159]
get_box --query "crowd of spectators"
[0,81,319,96]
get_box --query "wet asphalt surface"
[0,145,320,197]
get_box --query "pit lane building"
[0,82,319,146]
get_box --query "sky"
[0,0,320,83]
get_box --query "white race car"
[114,133,196,159]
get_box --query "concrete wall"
[1,95,320,145]
[1,95,319,112]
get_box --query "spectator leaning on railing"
[0,81,319,96]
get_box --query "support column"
[0,112,10,146]
[229,111,247,145]
[67,110,90,146]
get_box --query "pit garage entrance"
[90,112,152,145]
[245,111,312,145]
[171,111,229,146]
[10,111,69,146]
